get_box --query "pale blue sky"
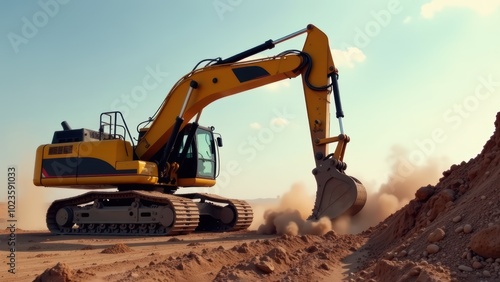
[1,0,499,202]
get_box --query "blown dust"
[2,113,500,282]
[255,182,332,236]
[1,160,52,230]
[341,148,445,234]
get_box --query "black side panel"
[42,157,136,178]
[77,158,136,176]
[232,66,270,83]
[42,159,77,178]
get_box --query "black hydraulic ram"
[214,26,308,65]
[330,73,345,135]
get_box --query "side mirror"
[216,137,223,147]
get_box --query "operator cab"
[175,124,222,184]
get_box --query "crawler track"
[46,190,253,236]
[46,191,199,235]
[184,193,253,232]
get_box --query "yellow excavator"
[33,24,366,235]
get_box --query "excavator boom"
[133,24,366,220]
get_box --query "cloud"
[271,117,289,127]
[249,122,262,130]
[331,47,366,68]
[421,0,500,18]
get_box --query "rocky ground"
[1,113,499,282]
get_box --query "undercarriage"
[47,190,253,236]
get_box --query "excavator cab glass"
[175,125,217,180]
[195,129,216,178]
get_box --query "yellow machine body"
[33,139,159,188]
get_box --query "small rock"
[483,270,491,277]
[415,185,435,201]
[452,215,462,223]
[408,266,421,276]
[455,226,464,233]
[319,263,330,270]
[426,244,440,254]
[256,261,275,274]
[428,228,446,243]
[470,225,500,258]
[463,224,473,234]
[458,265,473,272]
[481,195,486,200]
[306,245,319,253]
[317,252,329,260]
[472,261,483,269]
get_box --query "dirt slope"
[354,112,500,281]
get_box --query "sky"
[1,0,500,205]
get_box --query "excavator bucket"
[310,157,367,220]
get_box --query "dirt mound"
[92,231,364,282]
[101,243,133,254]
[34,262,74,282]
[352,112,500,281]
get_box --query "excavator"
[33,24,366,235]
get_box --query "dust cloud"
[338,146,445,234]
[1,160,53,230]
[255,183,332,236]
[17,173,51,230]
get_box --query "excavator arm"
[136,24,366,220]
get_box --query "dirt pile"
[34,262,74,282]
[352,112,500,281]
[78,231,364,282]
[101,243,133,254]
